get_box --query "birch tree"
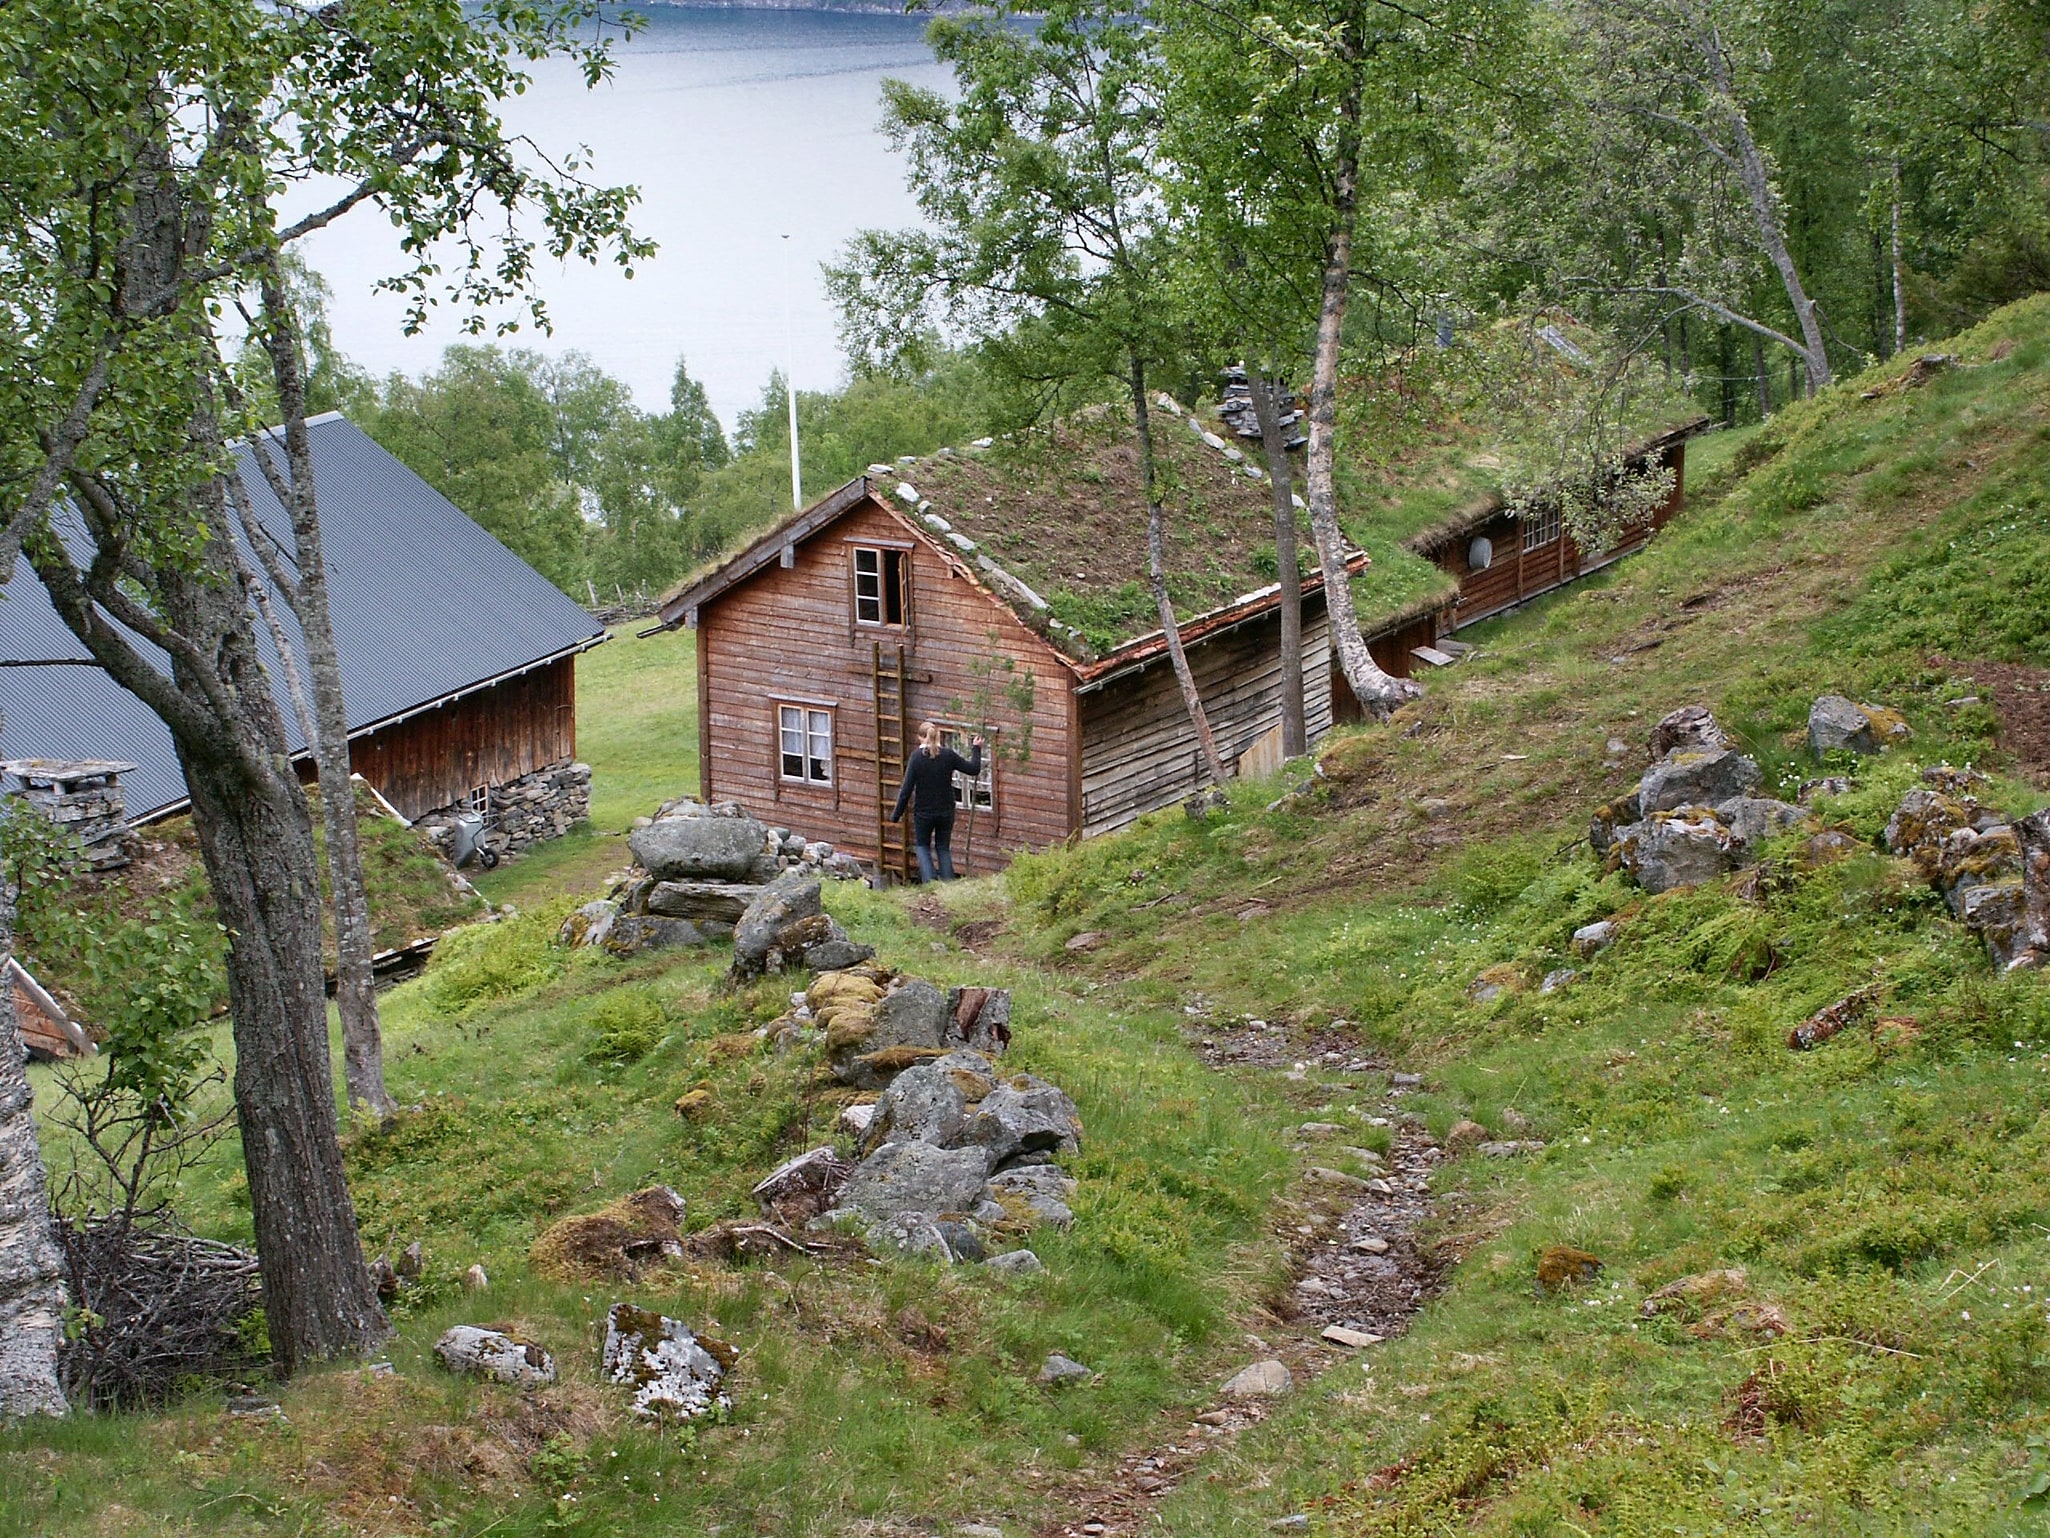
[0,0,648,1373]
[829,0,1230,782]
[0,879,68,1419]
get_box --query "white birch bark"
[0,884,68,1418]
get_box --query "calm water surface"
[297,5,950,425]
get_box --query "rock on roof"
[0,414,606,820]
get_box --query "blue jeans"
[912,814,957,882]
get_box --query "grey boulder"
[1038,1353,1092,1386]
[966,1075,1083,1168]
[558,899,619,949]
[645,880,763,923]
[840,1140,991,1224]
[1616,811,1739,893]
[1809,695,1909,757]
[1716,797,1811,851]
[1649,705,1733,759]
[630,812,769,882]
[858,1050,999,1155]
[602,914,710,956]
[433,1326,556,1388]
[985,1248,1044,1276]
[1638,749,1762,813]
[987,1165,1076,1230]
[602,1304,729,1420]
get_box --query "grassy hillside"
[6,297,2049,1537]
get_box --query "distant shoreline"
[638,0,992,14]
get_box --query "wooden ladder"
[871,640,912,884]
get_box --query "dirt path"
[1032,1009,1454,1538]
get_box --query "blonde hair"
[916,720,943,754]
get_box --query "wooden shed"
[5,958,94,1062]
[1406,419,1710,629]
[653,405,1423,878]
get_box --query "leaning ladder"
[871,641,912,884]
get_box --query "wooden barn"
[1406,419,1709,629]
[653,405,1435,878]
[0,414,606,858]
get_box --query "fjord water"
[297,4,949,425]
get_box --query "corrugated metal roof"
[0,414,605,820]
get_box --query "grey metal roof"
[0,414,605,820]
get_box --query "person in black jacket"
[891,720,983,882]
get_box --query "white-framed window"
[853,545,907,626]
[466,784,491,813]
[778,704,834,785]
[1521,505,1561,552]
[940,726,994,812]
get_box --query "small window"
[853,546,906,626]
[778,704,833,785]
[1521,505,1561,552]
[466,784,491,814]
[940,727,994,812]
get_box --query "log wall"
[697,499,1077,877]
[1078,601,1335,838]
[346,658,578,821]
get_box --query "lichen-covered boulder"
[987,1165,1076,1230]
[826,974,954,1088]
[839,1140,990,1225]
[965,1075,1083,1168]
[630,811,769,882]
[730,872,868,979]
[434,1326,556,1388]
[1590,792,1643,859]
[1716,797,1812,852]
[1959,881,2036,969]
[559,899,619,949]
[1615,810,1739,893]
[1638,749,1762,813]
[858,1050,999,1155]
[602,914,710,957]
[1808,696,1910,757]
[601,1303,731,1420]
[1931,824,2024,914]
[1649,705,1733,760]
[1883,787,1975,862]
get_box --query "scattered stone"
[433,1326,556,1388]
[1797,776,1852,805]
[1535,1246,1603,1291]
[1039,1353,1093,1386]
[1615,809,1740,893]
[1602,737,1633,767]
[936,1220,987,1262]
[226,1394,283,1419]
[1539,968,1579,994]
[751,1147,853,1225]
[1716,797,1811,852]
[1220,1359,1293,1398]
[1443,1119,1489,1154]
[558,899,619,949]
[1650,705,1733,759]
[1415,796,1452,820]
[1184,786,1230,820]
[1352,1235,1390,1254]
[1589,792,1643,857]
[1270,1516,1310,1533]
[463,1264,489,1291]
[824,972,955,1088]
[838,1102,877,1137]
[1320,1325,1383,1349]
[1467,965,1523,1004]
[1479,1140,1547,1158]
[1065,930,1108,953]
[674,1088,712,1120]
[1297,1121,1345,1137]
[985,1248,1044,1276]
[965,1074,1084,1167]
[1570,920,1619,957]
[1390,1072,1423,1089]
[1194,1409,1232,1426]
[860,1052,992,1154]
[396,1241,423,1279]
[945,986,1014,1056]
[1787,989,1878,1050]
[601,1303,731,1421]
[1810,696,1912,757]
[988,1165,1077,1229]
[958,1525,1006,1538]
[1304,1166,1371,1192]
[603,913,711,957]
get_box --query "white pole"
[784,234,802,510]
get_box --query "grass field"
[7,299,2050,1536]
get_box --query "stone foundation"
[0,760,139,871]
[416,760,591,864]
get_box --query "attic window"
[1521,505,1561,553]
[853,547,906,626]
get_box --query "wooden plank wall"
[1441,439,1690,628]
[1078,603,1335,838]
[697,499,1076,875]
[347,658,577,820]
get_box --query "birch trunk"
[1700,14,1831,392]
[1305,74,1420,721]
[0,882,68,1418]
[1130,360,1228,784]
[1891,161,1907,355]
[1250,372,1306,757]
[253,266,394,1122]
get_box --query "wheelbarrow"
[448,810,499,870]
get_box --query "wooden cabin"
[6,958,93,1061]
[1406,420,1708,629]
[654,406,1428,878]
[0,414,605,853]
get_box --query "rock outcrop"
[1884,771,2048,969]
[1808,695,1911,757]
[731,873,873,979]
[601,1303,731,1421]
[433,1326,557,1388]
[1597,706,1814,893]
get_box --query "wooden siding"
[346,658,578,820]
[1078,602,1336,838]
[697,498,1077,878]
[1440,440,1689,628]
